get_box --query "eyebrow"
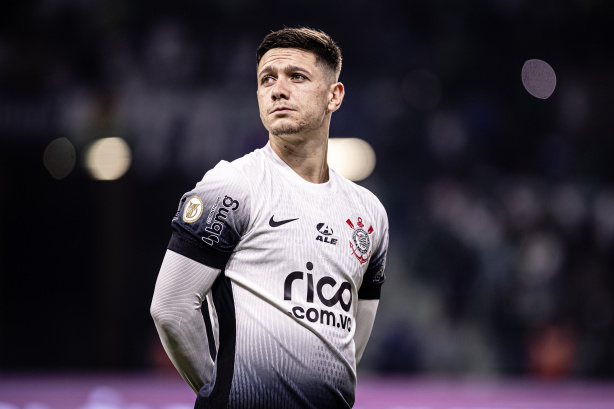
[258,64,312,79]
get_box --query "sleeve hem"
[167,232,230,270]
[358,283,382,300]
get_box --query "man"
[151,27,389,408]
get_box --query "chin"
[271,128,302,137]
[269,123,305,136]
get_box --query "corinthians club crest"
[346,217,373,264]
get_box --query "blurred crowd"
[1,0,613,378]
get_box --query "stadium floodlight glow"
[84,137,132,181]
[327,138,376,182]
[43,137,76,180]
[522,59,557,99]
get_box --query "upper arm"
[167,161,251,270]
[355,204,388,363]
[358,206,389,301]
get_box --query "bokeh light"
[522,59,557,99]
[328,138,376,182]
[84,137,132,181]
[43,137,76,180]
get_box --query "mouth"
[271,107,295,114]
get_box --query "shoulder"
[335,172,388,222]
[193,146,269,195]
[227,146,270,178]
[199,159,244,185]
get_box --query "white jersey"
[168,143,389,408]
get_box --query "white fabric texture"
[151,249,220,393]
[155,143,389,406]
[354,299,379,364]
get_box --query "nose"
[271,78,289,101]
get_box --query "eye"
[261,75,275,85]
[291,73,307,81]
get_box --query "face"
[257,48,342,138]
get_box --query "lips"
[271,106,295,114]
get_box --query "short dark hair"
[256,27,342,81]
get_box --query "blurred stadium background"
[1,0,614,407]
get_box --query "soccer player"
[151,27,389,408]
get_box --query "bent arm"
[151,249,221,393]
[354,298,379,364]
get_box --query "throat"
[270,138,330,184]
[287,155,330,184]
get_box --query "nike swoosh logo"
[269,215,299,227]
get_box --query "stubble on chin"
[266,114,309,136]
[269,123,305,136]
[268,110,327,137]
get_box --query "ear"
[327,82,345,113]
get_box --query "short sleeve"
[168,161,250,270]
[358,206,389,300]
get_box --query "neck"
[269,133,330,184]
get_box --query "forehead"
[257,48,319,73]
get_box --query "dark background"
[1,0,613,378]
